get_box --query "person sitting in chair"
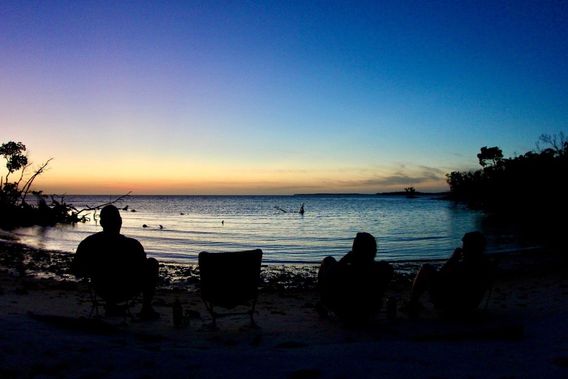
[72,204,159,320]
[317,232,393,324]
[403,231,491,317]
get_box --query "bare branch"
[74,192,133,216]
[15,162,32,189]
[21,158,53,204]
[538,132,567,153]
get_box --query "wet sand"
[1,239,568,378]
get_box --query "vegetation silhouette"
[446,133,567,247]
[404,186,417,198]
[0,140,129,229]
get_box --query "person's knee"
[322,256,337,266]
[146,258,159,275]
[147,257,159,269]
[420,263,435,272]
[318,256,338,279]
[415,263,436,278]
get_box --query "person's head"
[100,205,122,235]
[351,232,377,264]
[462,231,486,257]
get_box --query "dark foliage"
[446,134,568,246]
[0,141,127,229]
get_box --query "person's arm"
[129,239,148,271]
[339,251,354,265]
[71,240,90,277]
[440,248,463,273]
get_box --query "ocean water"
[11,195,520,264]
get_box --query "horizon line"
[48,191,450,197]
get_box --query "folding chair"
[198,249,263,328]
[88,278,140,320]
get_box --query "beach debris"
[180,212,185,215]
[131,209,137,212]
[122,205,129,211]
[159,225,164,229]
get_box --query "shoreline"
[3,225,541,267]
[0,236,555,291]
[2,236,568,377]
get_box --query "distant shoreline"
[293,192,450,198]
[41,193,451,198]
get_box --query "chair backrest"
[198,249,263,309]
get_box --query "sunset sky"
[1,1,567,195]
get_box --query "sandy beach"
[1,238,568,378]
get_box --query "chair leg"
[484,285,494,310]
[249,312,258,328]
[89,291,101,318]
[249,298,258,328]
[202,299,218,329]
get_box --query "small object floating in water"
[159,225,164,229]
[142,224,148,228]
[180,212,185,215]
[131,209,137,212]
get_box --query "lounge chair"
[198,249,263,328]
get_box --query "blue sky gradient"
[1,1,567,194]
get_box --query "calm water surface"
[12,195,522,264]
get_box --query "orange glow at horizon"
[31,164,448,195]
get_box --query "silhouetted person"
[404,231,490,317]
[72,205,160,320]
[299,203,305,215]
[317,232,393,325]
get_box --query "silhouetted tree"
[0,140,130,229]
[446,134,568,247]
[404,186,417,198]
[0,141,50,208]
[477,146,503,168]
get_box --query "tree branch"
[74,192,133,216]
[21,158,53,204]
[15,162,31,189]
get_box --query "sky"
[1,0,567,195]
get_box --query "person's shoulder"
[122,234,142,245]
[121,235,144,251]
[78,232,104,247]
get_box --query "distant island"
[377,191,449,197]
[292,192,449,198]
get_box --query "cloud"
[331,165,446,187]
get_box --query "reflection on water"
[10,195,530,264]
